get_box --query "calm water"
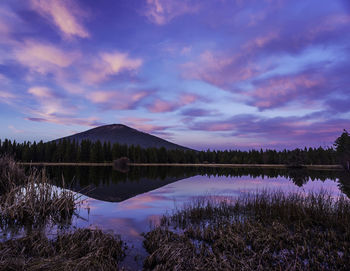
[44,166,350,269]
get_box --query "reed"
[144,191,350,270]
[0,158,127,270]
[0,155,25,194]
[0,168,77,232]
[0,228,126,270]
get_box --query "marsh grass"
[144,191,350,270]
[0,157,128,270]
[0,155,25,194]
[0,228,126,270]
[0,168,78,233]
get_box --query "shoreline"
[19,162,343,170]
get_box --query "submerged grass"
[144,191,350,270]
[0,228,126,270]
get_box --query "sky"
[0,0,350,150]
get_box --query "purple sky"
[0,0,349,150]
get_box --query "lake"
[43,166,350,270]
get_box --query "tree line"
[0,138,338,165]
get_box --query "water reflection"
[46,166,350,200]
[38,166,350,269]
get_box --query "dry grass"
[0,157,128,270]
[144,191,350,270]
[0,228,126,271]
[0,168,77,232]
[0,155,25,194]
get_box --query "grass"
[0,228,126,270]
[143,191,350,270]
[0,155,26,194]
[0,166,78,233]
[0,157,127,270]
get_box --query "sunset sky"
[1,0,349,150]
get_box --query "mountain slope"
[56,124,190,150]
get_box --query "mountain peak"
[55,124,190,150]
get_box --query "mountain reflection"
[44,166,350,202]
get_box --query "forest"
[0,137,339,165]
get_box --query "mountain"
[55,124,190,150]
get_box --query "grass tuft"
[0,155,25,194]
[0,168,77,232]
[0,228,126,270]
[144,191,350,270]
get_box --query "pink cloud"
[0,90,18,107]
[24,87,102,127]
[144,0,199,25]
[308,14,350,39]
[14,40,80,75]
[180,93,197,104]
[83,51,143,84]
[89,91,114,103]
[182,50,263,89]
[28,86,56,99]
[31,0,90,38]
[147,93,199,113]
[243,31,279,51]
[122,117,171,134]
[188,114,350,149]
[8,125,24,134]
[0,90,16,100]
[88,89,148,110]
[181,8,350,96]
[26,116,103,127]
[148,99,176,113]
[247,73,325,110]
[207,123,235,132]
[180,46,192,55]
[0,20,10,36]
[27,86,77,117]
[0,6,23,46]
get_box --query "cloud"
[326,97,350,113]
[188,114,350,149]
[14,40,79,75]
[83,51,143,84]
[8,125,24,134]
[27,86,76,118]
[122,117,171,134]
[0,19,10,36]
[88,89,148,110]
[181,5,350,96]
[0,90,17,106]
[180,46,192,55]
[0,90,15,100]
[182,50,264,89]
[26,116,103,127]
[28,86,57,99]
[247,72,324,110]
[147,99,177,113]
[144,0,199,25]
[0,6,23,45]
[181,108,214,117]
[147,93,198,113]
[25,86,103,127]
[30,0,90,38]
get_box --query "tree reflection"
[40,166,349,201]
